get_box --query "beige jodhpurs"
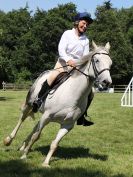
[47,60,69,86]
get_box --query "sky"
[0,0,133,18]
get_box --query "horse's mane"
[75,45,109,67]
[75,52,93,66]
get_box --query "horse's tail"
[25,86,34,104]
[20,101,35,120]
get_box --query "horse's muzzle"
[95,80,111,91]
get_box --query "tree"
[88,2,133,84]
[0,2,133,85]
[0,7,33,82]
[0,11,9,86]
[24,3,77,79]
[104,0,112,10]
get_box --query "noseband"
[91,52,110,78]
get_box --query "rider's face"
[77,20,89,33]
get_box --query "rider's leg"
[47,60,67,86]
[77,89,94,126]
[32,61,66,113]
[32,80,50,113]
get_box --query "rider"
[32,12,94,126]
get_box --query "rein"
[44,52,110,95]
[74,67,90,77]
[52,52,110,79]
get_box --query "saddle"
[41,71,72,102]
[50,71,72,92]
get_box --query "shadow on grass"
[0,97,15,101]
[0,97,6,101]
[35,145,108,161]
[0,159,126,177]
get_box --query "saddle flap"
[51,71,70,90]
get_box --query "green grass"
[0,90,133,177]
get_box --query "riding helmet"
[74,12,93,24]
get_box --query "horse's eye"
[95,59,99,63]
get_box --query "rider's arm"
[58,31,73,62]
[83,39,90,56]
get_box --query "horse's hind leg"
[4,103,32,146]
[19,120,41,151]
[20,113,50,159]
[42,124,73,167]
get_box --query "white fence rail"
[121,77,133,107]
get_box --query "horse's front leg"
[20,113,50,159]
[4,104,32,146]
[42,124,74,167]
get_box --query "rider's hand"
[67,60,76,67]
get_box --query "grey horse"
[4,41,112,167]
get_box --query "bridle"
[74,52,110,79]
[91,52,110,78]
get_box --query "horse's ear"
[105,42,111,52]
[92,40,98,50]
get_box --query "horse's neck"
[70,63,93,96]
[81,54,96,80]
[70,55,95,95]
[75,58,93,79]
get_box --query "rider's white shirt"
[58,28,89,62]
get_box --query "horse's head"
[90,41,112,91]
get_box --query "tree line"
[0,1,133,87]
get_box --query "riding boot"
[77,90,94,126]
[77,114,94,126]
[32,80,50,113]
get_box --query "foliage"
[0,1,133,86]
[88,2,133,84]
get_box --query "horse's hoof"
[20,154,27,160]
[19,146,25,152]
[19,143,26,151]
[42,163,50,168]
[3,136,12,146]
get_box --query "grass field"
[0,90,133,177]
